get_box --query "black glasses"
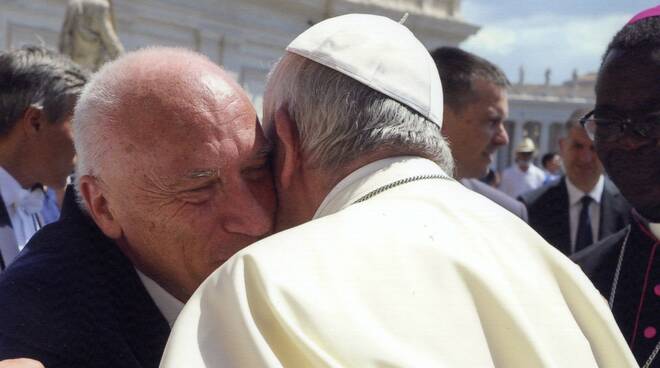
[579,110,660,142]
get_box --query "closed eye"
[242,161,271,181]
[178,184,215,204]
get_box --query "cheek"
[251,176,277,217]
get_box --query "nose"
[493,123,509,146]
[221,182,273,237]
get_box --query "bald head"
[74,47,250,193]
[72,47,275,300]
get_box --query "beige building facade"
[0,0,478,115]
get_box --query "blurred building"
[0,0,478,115]
[495,71,595,171]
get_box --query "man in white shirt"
[519,108,630,255]
[0,46,88,270]
[162,14,635,368]
[499,137,546,198]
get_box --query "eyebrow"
[184,169,218,180]
[180,142,273,181]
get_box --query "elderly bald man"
[162,14,635,368]
[0,48,275,367]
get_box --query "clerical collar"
[314,156,448,219]
[136,270,184,327]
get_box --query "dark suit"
[518,176,630,255]
[573,213,660,367]
[461,178,528,222]
[0,188,170,368]
[0,196,11,270]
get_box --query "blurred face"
[516,152,534,170]
[35,113,76,188]
[595,47,660,221]
[442,79,509,179]
[104,74,276,300]
[544,155,562,174]
[559,126,603,189]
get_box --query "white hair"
[72,46,218,210]
[263,53,454,174]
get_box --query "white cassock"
[160,156,636,368]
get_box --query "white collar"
[649,223,660,240]
[136,270,184,327]
[565,175,604,206]
[0,166,27,208]
[314,156,448,219]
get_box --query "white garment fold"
[161,156,636,368]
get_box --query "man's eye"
[243,163,271,180]
[179,186,213,204]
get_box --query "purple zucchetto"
[628,5,660,25]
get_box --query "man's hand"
[0,359,44,368]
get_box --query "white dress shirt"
[137,270,183,327]
[499,163,546,198]
[0,167,44,253]
[566,175,604,253]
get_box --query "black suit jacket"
[518,176,630,255]
[0,188,170,368]
[461,178,528,222]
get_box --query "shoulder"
[571,226,628,296]
[530,165,546,178]
[603,179,630,205]
[518,177,564,205]
[0,217,133,357]
[462,179,527,220]
[572,227,627,266]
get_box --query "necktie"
[575,195,593,253]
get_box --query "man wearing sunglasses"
[573,6,660,367]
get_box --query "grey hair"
[563,107,591,137]
[0,45,89,136]
[263,53,454,174]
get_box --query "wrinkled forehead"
[109,69,258,165]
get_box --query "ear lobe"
[21,106,44,134]
[273,106,301,189]
[79,175,123,240]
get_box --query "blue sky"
[460,1,656,84]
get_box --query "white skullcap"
[286,13,443,128]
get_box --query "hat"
[286,13,443,128]
[515,138,536,153]
[628,5,660,25]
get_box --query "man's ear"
[78,175,123,240]
[273,106,301,189]
[20,106,45,135]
